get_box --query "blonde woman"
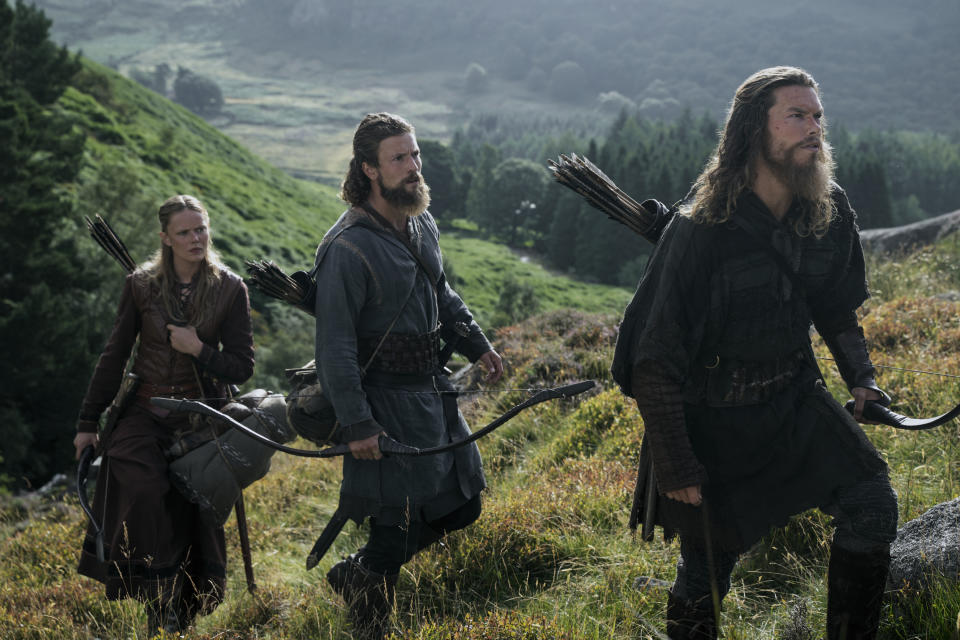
[74,195,254,635]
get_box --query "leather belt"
[135,382,202,400]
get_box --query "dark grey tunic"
[314,207,491,526]
[613,187,888,551]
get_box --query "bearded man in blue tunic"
[315,113,503,639]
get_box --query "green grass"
[866,237,960,302]
[7,266,960,637]
[440,235,632,330]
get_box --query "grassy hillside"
[441,234,632,329]
[64,58,344,272]
[5,241,960,637]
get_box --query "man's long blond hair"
[140,195,224,328]
[686,66,835,237]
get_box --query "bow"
[76,445,106,562]
[845,399,960,431]
[150,380,596,458]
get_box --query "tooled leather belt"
[135,382,203,401]
[359,328,441,375]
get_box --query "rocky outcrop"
[888,497,960,592]
[860,209,960,254]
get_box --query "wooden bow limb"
[150,380,596,459]
[76,445,106,563]
[846,398,960,431]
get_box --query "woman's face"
[161,208,208,268]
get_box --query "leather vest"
[128,269,245,388]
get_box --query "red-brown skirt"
[77,403,226,617]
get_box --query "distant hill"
[32,0,960,183]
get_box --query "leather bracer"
[822,326,890,404]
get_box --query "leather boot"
[826,544,890,640]
[327,555,398,640]
[666,591,718,640]
[144,600,179,638]
[170,596,195,635]
[326,553,359,597]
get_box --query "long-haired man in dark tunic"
[315,112,503,639]
[612,67,898,639]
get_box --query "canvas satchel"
[168,389,292,525]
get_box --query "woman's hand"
[167,324,204,357]
[74,432,99,460]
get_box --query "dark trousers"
[672,471,897,604]
[358,494,482,575]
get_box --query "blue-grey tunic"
[314,207,491,526]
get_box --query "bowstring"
[190,355,960,410]
[184,387,566,406]
[178,357,960,411]
[817,356,960,380]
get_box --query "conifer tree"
[419,139,463,221]
[464,143,500,230]
[486,157,549,245]
[0,0,86,488]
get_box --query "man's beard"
[762,135,835,203]
[378,173,431,216]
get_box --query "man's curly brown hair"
[340,113,415,207]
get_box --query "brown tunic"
[76,268,253,613]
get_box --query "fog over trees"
[36,0,960,133]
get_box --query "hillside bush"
[128,62,170,96]
[464,62,489,94]
[174,66,224,115]
[861,296,960,352]
[537,388,642,465]
[549,60,587,102]
[492,275,539,327]
[412,490,570,601]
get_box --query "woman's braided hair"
[141,195,224,328]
